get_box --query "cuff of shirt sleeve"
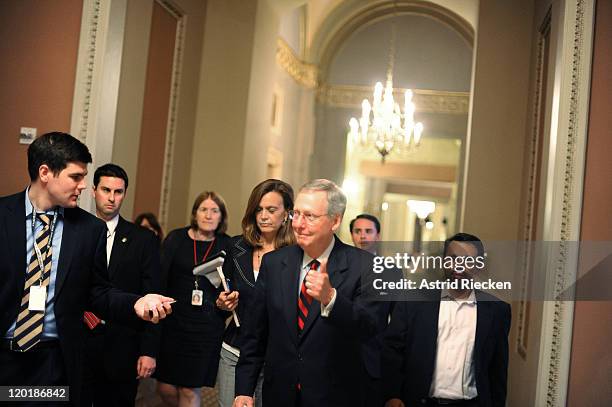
[320,288,337,317]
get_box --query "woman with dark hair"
[156,191,231,407]
[134,212,164,241]
[215,179,295,407]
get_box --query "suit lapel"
[423,296,441,383]
[55,209,78,298]
[108,217,131,278]
[300,238,349,341]
[280,246,301,346]
[5,192,27,283]
[474,291,493,369]
[234,239,256,286]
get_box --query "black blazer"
[382,290,511,407]
[0,191,139,403]
[90,216,161,380]
[222,235,257,349]
[235,238,379,407]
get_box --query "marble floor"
[136,378,218,407]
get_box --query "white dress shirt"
[300,236,337,317]
[105,215,119,266]
[430,289,478,400]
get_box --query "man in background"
[350,213,381,254]
[350,213,388,406]
[382,233,511,407]
[82,163,162,406]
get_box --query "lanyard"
[30,208,58,286]
[193,237,215,290]
[193,237,216,266]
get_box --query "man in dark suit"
[234,179,379,407]
[349,213,391,407]
[0,132,173,405]
[81,163,162,406]
[382,233,511,407]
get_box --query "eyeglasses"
[288,210,327,224]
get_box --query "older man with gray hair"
[234,179,380,407]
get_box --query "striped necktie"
[12,213,54,351]
[297,260,319,332]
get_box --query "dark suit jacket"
[382,290,511,407]
[0,191,139,403]
[87,216,161,380]
[222,235,257,350]
[235,238,379,407]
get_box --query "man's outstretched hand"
[134,294,174,323]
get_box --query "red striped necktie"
[297,260,319,331]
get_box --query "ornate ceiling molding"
[317,84,469,114]
[276,38,318,89]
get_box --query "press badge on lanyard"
[28,210,57,312]
[29,285,47,311]
[192,238,215,306]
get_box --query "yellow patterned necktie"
[12,213,54,351]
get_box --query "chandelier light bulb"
[374,82,383,105]
[405,89,413,103]
[361,99,371,120]
[414,122,424,146]
[347,36,424,162]
[408,200,436,220]
[349,117,359,143]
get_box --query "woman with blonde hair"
[215,179,295,407]
[156,191,231,407]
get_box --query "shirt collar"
[24,187,65,218]
[105,215,120,235]
[441,288,477,304]
[301,236,336,269]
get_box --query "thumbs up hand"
[305,259,335,306]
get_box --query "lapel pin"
[121,237,127,243]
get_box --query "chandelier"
[348,14,423,163]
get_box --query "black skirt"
[154,228,229,387]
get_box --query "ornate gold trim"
[276,38,318,89]
[72,0,103,143]
[533,0,594,405]
[317,84,469,114]
[545,0,587,405]
[156,0,185,232]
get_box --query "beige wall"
[112,0,153,220]
[133,2,177,219]
[239,0,281,213]
[112,0,207,230]
[190,0,258,235]
[462,0,534,240]
[190,0,311,235]
[0,0,83,194]
[161,0,208,232]
[505,0,553,404]
[567,0,612,404]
